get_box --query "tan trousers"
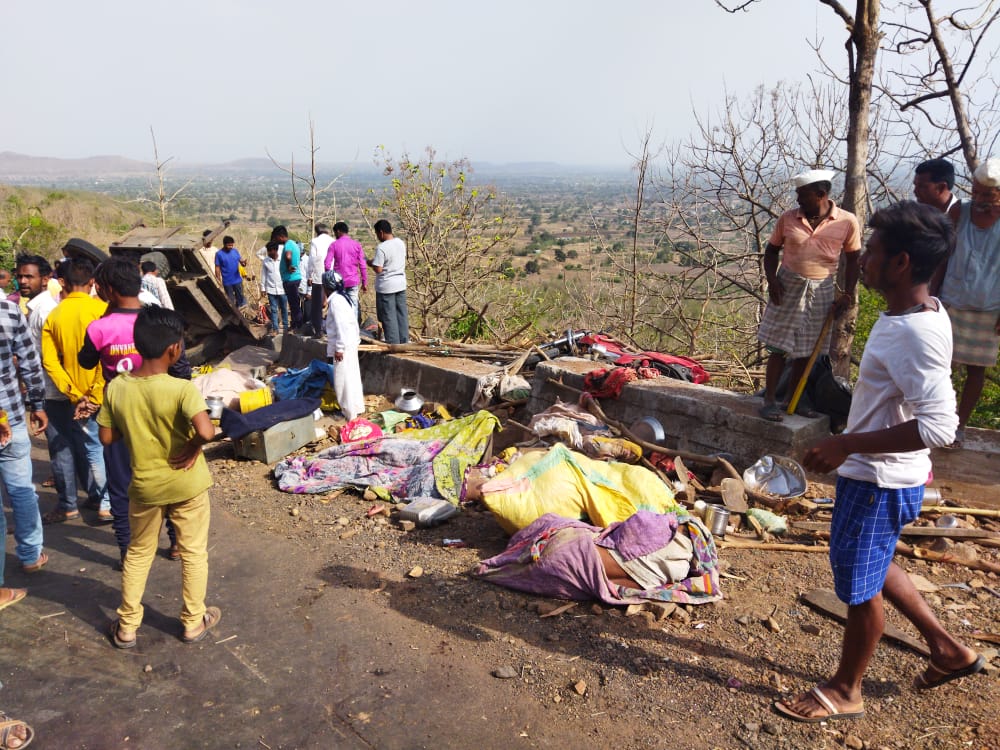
[117,490,211,631]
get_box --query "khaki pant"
[117,490,211,631]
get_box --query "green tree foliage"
[367,147,520,339]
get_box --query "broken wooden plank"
[791,520,998,540]
[801,589,930,657]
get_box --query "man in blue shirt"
[214,235,247,308]
[273,225,303,329]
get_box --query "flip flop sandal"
[0,588,27,613]
[758,403,784,422]
[0,712,34,750]
[182,606,222,644]
[773,686,865,723]
[915,654,986,690]
[109,619,137,650]
[42,509,80,524]
[22,552,48,574]
[168,544,181,561]
[97,510,114,523]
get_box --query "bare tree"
[267,118,343,239]
[146,128,193,228]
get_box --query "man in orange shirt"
[757,169,861,422]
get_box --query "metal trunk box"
[232,413,317,463]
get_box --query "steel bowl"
[630,416,665,444]
[395,389,425,414]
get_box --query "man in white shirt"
[776,201,982,724]
[307,223,333,337]
[257,242,288,335]
[370,219,408,344]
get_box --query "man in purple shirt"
[325,222,367,318]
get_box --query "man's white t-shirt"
[373,237,407,294]
[838,301,958,488]
[309,234,333,284]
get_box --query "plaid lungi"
[757,267,835,358]
[946,305,1000,367]
[829,477,924,605]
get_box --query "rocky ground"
[203,416,1000,750]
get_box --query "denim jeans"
[45,400,110,512]
[376,289,409,344]
[0,420,44,569]
[283,281,302,329]
[224,282,246,308]
[267,293,289,333]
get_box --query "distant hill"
[0,151,152,180]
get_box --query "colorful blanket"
[477,511,722,605]
[274,410,499,503]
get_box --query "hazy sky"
[1,1,848,168]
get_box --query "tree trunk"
[829,0,881,378]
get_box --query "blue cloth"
[280,240,302,282]
[45,404,110,512]
[271,360,334,402]
[829,477,923,605]
[268,292,289,332]
[0,420,44,571]
[219,397,320,440]
[215,248,243,285]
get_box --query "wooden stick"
[791,520,1000,540]
[896,541,1000,575]
[717,538,829,552]
[787,309,835,415]
[922,506,1000,519]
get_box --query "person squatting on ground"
[757,169,861,422]
[258,241,288,335]
[323,270,365,420]
[370,219,408,344]
[99,306,221,648]
[40,257,112,520]
[273,225,304,330]
[80,258,180,564]
[932,157,1000,443]
[214,235,247,308]
[326,221,368,320]
[307,223,333,336]
[0,298,49,592]
[775,201,985,723]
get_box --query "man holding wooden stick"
[775,201,984,723]
[757,169,861,422]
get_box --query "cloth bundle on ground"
[272,359,335,401]
[479,443,678,534]
[477,511,722,605]
[472,370,532,409]
[193,368,266,409]
[219,397,320,440]
[274,410,499,503]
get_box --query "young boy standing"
[214,235,247,308]
[776,201,983,722]
[99,306,221,647]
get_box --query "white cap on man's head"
[792,169,836,188]
[973,158,1000,187]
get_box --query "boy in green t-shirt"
[98,307,221,647]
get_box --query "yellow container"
[239,388,273,413]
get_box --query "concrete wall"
[528,358,832,467]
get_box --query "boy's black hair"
[222,235,235,245]
[140,260,158,274]
[333,221,349,234]
[868,200,953,284]
[373,219,392,235]
[134,306,186,360]
[202,229,213,238]
[94,257,142,297]
[915,158,955,190]
[15,254,53,277]
[265,240,280,252]
[271,225,288,241]
[64,257,95,288]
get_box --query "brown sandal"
[42,509,80,524]
[182,606,222,643]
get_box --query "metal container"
[205,396,225,420]
[630,416,665,444]
[703,504,731,538]
[395,388,425,414]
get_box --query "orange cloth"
[768,202,861,280]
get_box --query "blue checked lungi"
[829,477,924,605]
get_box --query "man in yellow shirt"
[40,258,111,520]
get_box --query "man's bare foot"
[774,685,865,723]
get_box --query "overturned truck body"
[108,223,263,363]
